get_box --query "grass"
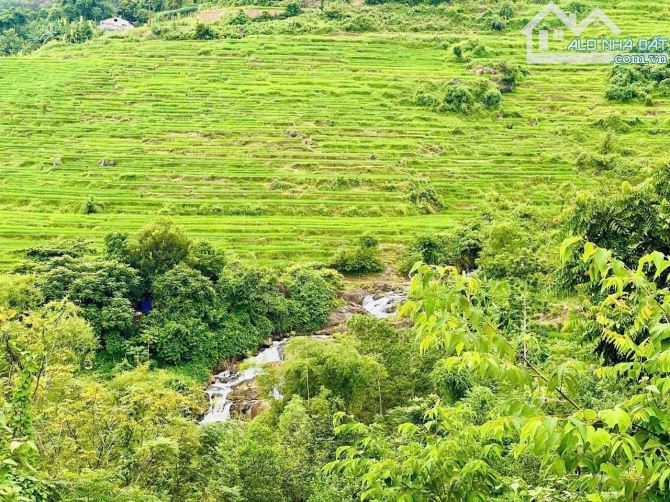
[0,1,669,266]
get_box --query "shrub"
[417,80,501,115]
[431,364,473,403]
[499,2,514,19]
[229,10,250,25]
[130,218,191,278]
[142,316,211,365]
[278,336,387,419]
[397,250,424,276]
[575,152,618,172]
[493,60,529,92]
[562,172,670,272]
[212,311,271,361]
[566,1,588,15]
[79,195,103,214]
[186,240,226,281]
[284,1,302,17]
[282,268,336,333]
[480,87,502,108]
[151,264,216,320]
[23,238,94,262]
[408,182,444,214]
[330,235,384,275]
[442,84,474,113]
[322,7,346,20]
[490,17,505,31]
[408,235,448,265]
[452,39,487,62]
[343,15,375,33]
[34,256,139,342]
[443,223,483,272]
[605,65,652,102]
[193,23,217,40]
[104,232,131,261]
[398,224,482,275]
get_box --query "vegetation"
[3,0,670,500]
[330,235,384,275]
[4,1,666,266]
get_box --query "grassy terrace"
[0,6,669,265]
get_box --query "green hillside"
[6,1,670,501]
[1,2,669,266]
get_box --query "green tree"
[273,337,386,419]
[330,242,670,500]
[54,0,112,21]
[131,218,192,279]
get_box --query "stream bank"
[201,287,406,424]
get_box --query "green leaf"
[600,408,632,433]
[588,428,611,451]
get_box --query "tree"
[329,241,670,500]
[282,268,336,333]
[34,256,139,344]
[152,264,215,319]
[272,337,386,420]
[187,239,226,281]
[1,301,96,501]
[131,218,192,279]
[53,0,112,21]
[237,423,284,502]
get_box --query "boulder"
[340,288,367,304]
[316,303,367,335]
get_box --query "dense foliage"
[3,1,670,501]
[330,235,384,275]
[0,0,201,54]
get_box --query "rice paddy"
[1,2,669,266]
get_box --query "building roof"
[98,17,134,31]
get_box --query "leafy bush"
[330,235,384,275]
[452,38,487,62]
[442,84,474,113]
[605,65,654,102]
[152,264,216,319]
[416,79,502,115]
[274,336,387,419]
[575,152,618,172]
[186,240,226,281]
[142,316,211,365]
[562,171,670,272]
[431,364,473,403]
[284,1,301,17]
[22,238,94,262]
[282,268,336,333]
[193,23,218,40]
[398,223,482,275]
[78,195,103,214]
[408,181,444,213]
[492,60,529,93]
[229,10,250,25]
[130,217,191,278]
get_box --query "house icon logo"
[522,2,621,64]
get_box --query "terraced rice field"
[1,10,669,265]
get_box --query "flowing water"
[201,290,405,424]
[361,291,406,319]
[201,340,288,424]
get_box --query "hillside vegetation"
[4,1,670,501]
[1,0,669,266]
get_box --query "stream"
[200,290,406,424]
